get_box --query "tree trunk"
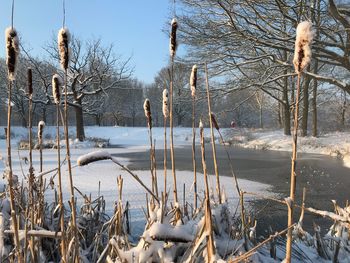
[301,71,311,137]
[283,76,291,135]
[278,102,283,128]
[341,90,347,130]
[21,115,27,128]
[95,115,101,126]
[75,101,85,141]
[259,105,263,129]
[42,107,47,124]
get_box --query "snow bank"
[226,129,350,168]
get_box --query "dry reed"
[5,25,22,262]
[286,21,314,263]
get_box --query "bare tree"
[46,37,132,140]
[178,0,350,135]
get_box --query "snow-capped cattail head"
[27,68,33,96]
[162,89,169,118]
[58,28,70,70]
[210,112,220,130]
[5,27,20,81]
[169,18,178,58]
[143,98,152,128]
[190,65,197,97]
[38,121,45,142]
[77,151,112,166]
[199,119,203,129]
[293,21,314,73]
[52,74,62,104]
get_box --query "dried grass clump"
[52,74,62,104]
[5,27,19,81]
[58,28,70,70]
[293,21,314,73]
[169,18,178,58]
[190,64,197,97]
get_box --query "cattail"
[293,21,314,73]
[190,65,197,97]
[210,112,220,130]
[38,121,45,142]
[199,119,203,130]
[169,18,178,58]
[77,151,112,166]
[5,27,19,81]
[52,74,62,104]
[162,89,169,118]
[27,68,33,96]
[58,28,70,70]
[144,98,152,128]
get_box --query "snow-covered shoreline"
[225,129,350,168]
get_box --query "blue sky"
[0,1,175,84]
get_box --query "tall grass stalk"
[53,74,67,261]
[286,21,314,262]
[144,98,158,198]
[5,25,22,262]
[58,27,79,261]
[169,18,178,203]
[199,120,215,261]
[211,113,241,196]
[190,65,197,210]
[162,89,169,196]
[27,67,37,261]
[204,63,221,204]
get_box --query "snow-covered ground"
[226,128,350,168]
[0,126,272,236]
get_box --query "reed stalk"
[5,25,22,262]
[169,18,178,203]
[58,26,79,261]
[144,99,158,198]
[27,67,37,261]
[190,65,197,210]
[204,63,221,203]
[162,89,169,196]
[53,74,67,261]
[212,114,240,196]
[286,21,314,262]
[199,120,215,261]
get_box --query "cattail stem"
[286,72,301,262]
[169,59,178,203]
[199,122,215,261]
[56,103,67,261]
[216,130,240,196]
[204,63,221,203]
[163,117,167,195]
[6,80,23,262]
[191,96,197,211]
[63,69,79,260]
[27,68,37,261]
